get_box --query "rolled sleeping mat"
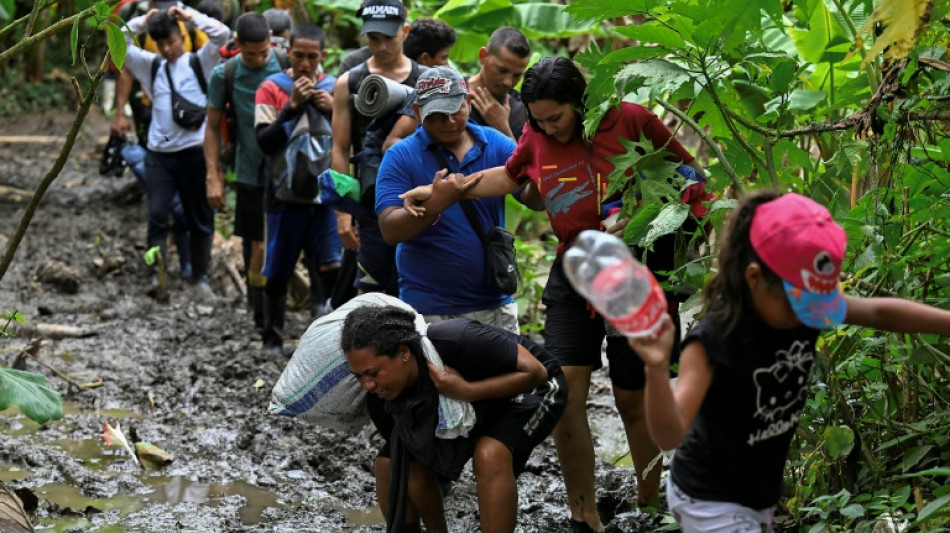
[355,74,414,118]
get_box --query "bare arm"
[204,106,225,210]
[378,169,475,245]
[428,344,548,403]
[110,69,134,135]
[399,166,521,217]
[630,314,713,450]
[845,295,950,336]
[331,73,359,250]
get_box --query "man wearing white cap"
[375,66,521,332]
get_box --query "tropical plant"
[566,0,950,528]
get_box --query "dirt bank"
[0,110,662,532]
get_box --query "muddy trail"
[0,110,662,532]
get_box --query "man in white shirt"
[121,5,229,296]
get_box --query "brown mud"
[0,110,663,532]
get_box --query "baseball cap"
[357,0,406,37]
[415,66,469,123]
[750,193,848,329]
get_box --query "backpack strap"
[189,54,207,94]
[269,72,294,95]
[150,56,161,93]
[223,56,238,108]
[347,62,368,95]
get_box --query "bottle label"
[608,280,667,337]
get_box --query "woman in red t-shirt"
[399,56,709,533]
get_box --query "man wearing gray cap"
[376,66,520,334]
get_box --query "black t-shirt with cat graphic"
[671,315,819,509]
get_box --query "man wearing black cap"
[331,0,427,298]
[375,66,520,334]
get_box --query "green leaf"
[788,89,826,111]
[514,3,599,38]
[902,445,934,471]
[623,202,661,245]
[839,503,864,520]
[71,15,82,66]
[913,493,950,525]
[905,467,950,478]
[599,46,660,66]
[0,368,63,425]
[615,59,691,97]
[823,425,854,459]
[565,0,661,22]
[143,246,162,266]
[642,203,689,248]
[789,0,851,63]
[106,22,127,71]
[614,22,686,50]
[0,0,12,22]
[769,58,799,93]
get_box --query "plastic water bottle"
[563,230,668,338]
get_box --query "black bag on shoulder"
[429,147,519,295]
[459,201,519,295]
[152,55,207,131]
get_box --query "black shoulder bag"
[430,147,519,295]
[156,54,208,131]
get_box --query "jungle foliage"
[565,0,950,530]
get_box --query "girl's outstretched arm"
[844,296,950,336]
[630,315,714,450]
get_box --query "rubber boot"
[173,229,192,279]
[262,292,286,357]
[190,232,214,297]
[248,271,268,330]
[308,265,338,319]
[248,285,265,332]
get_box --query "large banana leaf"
[0,368,63,425]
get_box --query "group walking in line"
[103,1,950,532]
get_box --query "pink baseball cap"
[750,193,847,329]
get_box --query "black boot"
[262,289,287,357]
[248,285,265,331]
[190,232,214,296]
[308,266,338,319]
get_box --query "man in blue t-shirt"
[375,66,519,332]
[204,12,286,331]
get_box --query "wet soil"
[0,110,662,532]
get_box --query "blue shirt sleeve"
[375,140,414,215]
[207,63,226,111]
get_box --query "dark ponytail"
[340,306,424,361]
[703,190,784,336]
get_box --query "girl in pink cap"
[630,189,950,532]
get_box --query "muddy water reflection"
[143,476,279,525]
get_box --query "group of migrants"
[104,0,950,532]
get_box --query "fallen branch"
[0,185,34,204]
[224,261,246,296]
[15,340,84,389]
[9,322,97,339]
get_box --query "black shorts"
[355,214,398,294]
[234,183,265,241]
[368,372,566,476]
[542,259,681,391]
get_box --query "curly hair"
[340,306,424,360]
[703,189,784,335]
[402,18,456,63]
